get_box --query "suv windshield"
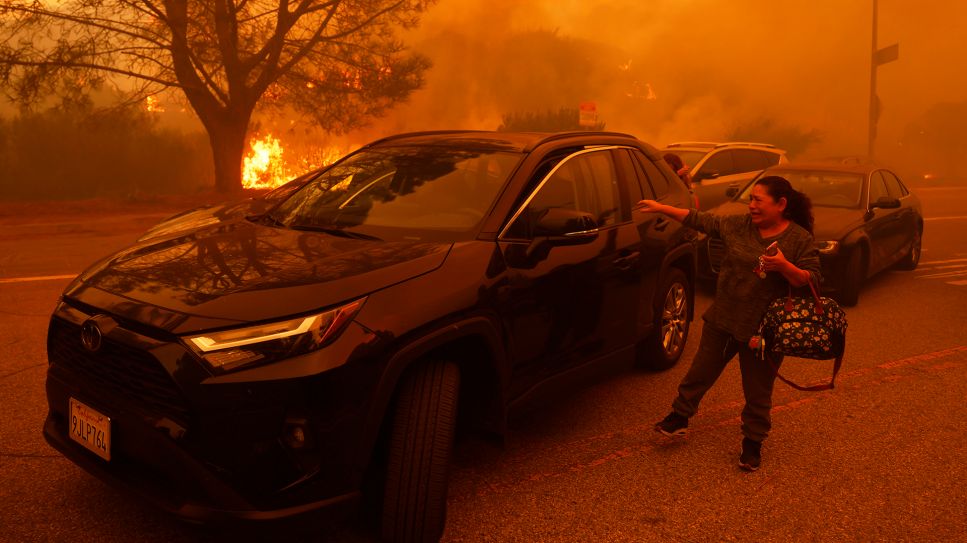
[740,170,864,208]
[268,146,522,233]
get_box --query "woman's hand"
[636,199,663,213]
[636,199,690,222]
[762,248,811,286]
[759,248,789,273]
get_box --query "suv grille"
[48,318,191,424]
[707,238,726,273]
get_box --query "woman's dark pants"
[671,322,782,442]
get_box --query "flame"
[145,96,165,112]
[243,134,289,190]
[242,133,351,190]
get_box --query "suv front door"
[497,148,641,398]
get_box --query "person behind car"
[636,175,821,471]
[663,152,693,188]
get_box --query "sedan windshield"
[740,170,864,208]
[268,146,522,233]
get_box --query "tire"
[838,246,865,307]
[381,360,460,543]
[895,226,922,271]
[638,268,690,370]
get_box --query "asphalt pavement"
[1,185,965,542]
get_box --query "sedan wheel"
[838,247,865,307]
[895,227,922,271]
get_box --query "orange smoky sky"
[353,0,967,161]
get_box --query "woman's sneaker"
[739,437,762,471]
[654,411,688,436]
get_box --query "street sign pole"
[868,0,899,160]
[868,0,879,159]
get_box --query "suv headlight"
[183,298,365,372]
[816,240,840,254]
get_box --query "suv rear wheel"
[381,360,460,543]
[638,268,690,370]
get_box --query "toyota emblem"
[80,319,103,352]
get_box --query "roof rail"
[667,142,718,148]
[714,142,776,149]
[525,130,638,151]
[360,130,486,148]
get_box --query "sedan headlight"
[816,240,840,255]
[184,298,365,372]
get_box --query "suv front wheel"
[638,268,690,370]
[381,359,461,543]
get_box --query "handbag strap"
[783,273,825,315]
[765,350,844,392]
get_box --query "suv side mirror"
[693,170,719,183]
[725,187,739,198]
[870,196,901,210]
[534,208,599,244]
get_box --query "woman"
[663,152,693,189]
[637,175,821,471]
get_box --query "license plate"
[69,398,111,461]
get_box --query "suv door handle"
[613,251,640,269]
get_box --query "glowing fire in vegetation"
[242,133,350,190]
[242,134,288,190]
[145,96,164,112]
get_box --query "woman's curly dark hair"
[755,175,814,234]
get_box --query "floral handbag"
[750,277,848,391]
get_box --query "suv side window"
[733,149,774,173]
[616,149,654,200]
[761,151,782,167]
[580,150,622,225]
[505,150,621,238]
[631,149,669,197]
[696,150,735,180]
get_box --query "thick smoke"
[348,0,967,176]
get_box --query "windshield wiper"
[289,223,382,241]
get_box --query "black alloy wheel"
[639,268,690,370]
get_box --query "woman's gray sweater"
[684,210,823,342]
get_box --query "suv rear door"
[497,148,642,398]
[623,148,687,342]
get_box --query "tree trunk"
[207,115,251,195]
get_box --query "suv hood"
[67,219,451,332]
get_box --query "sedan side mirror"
[870,196,901,210]
[534,208,599,245]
